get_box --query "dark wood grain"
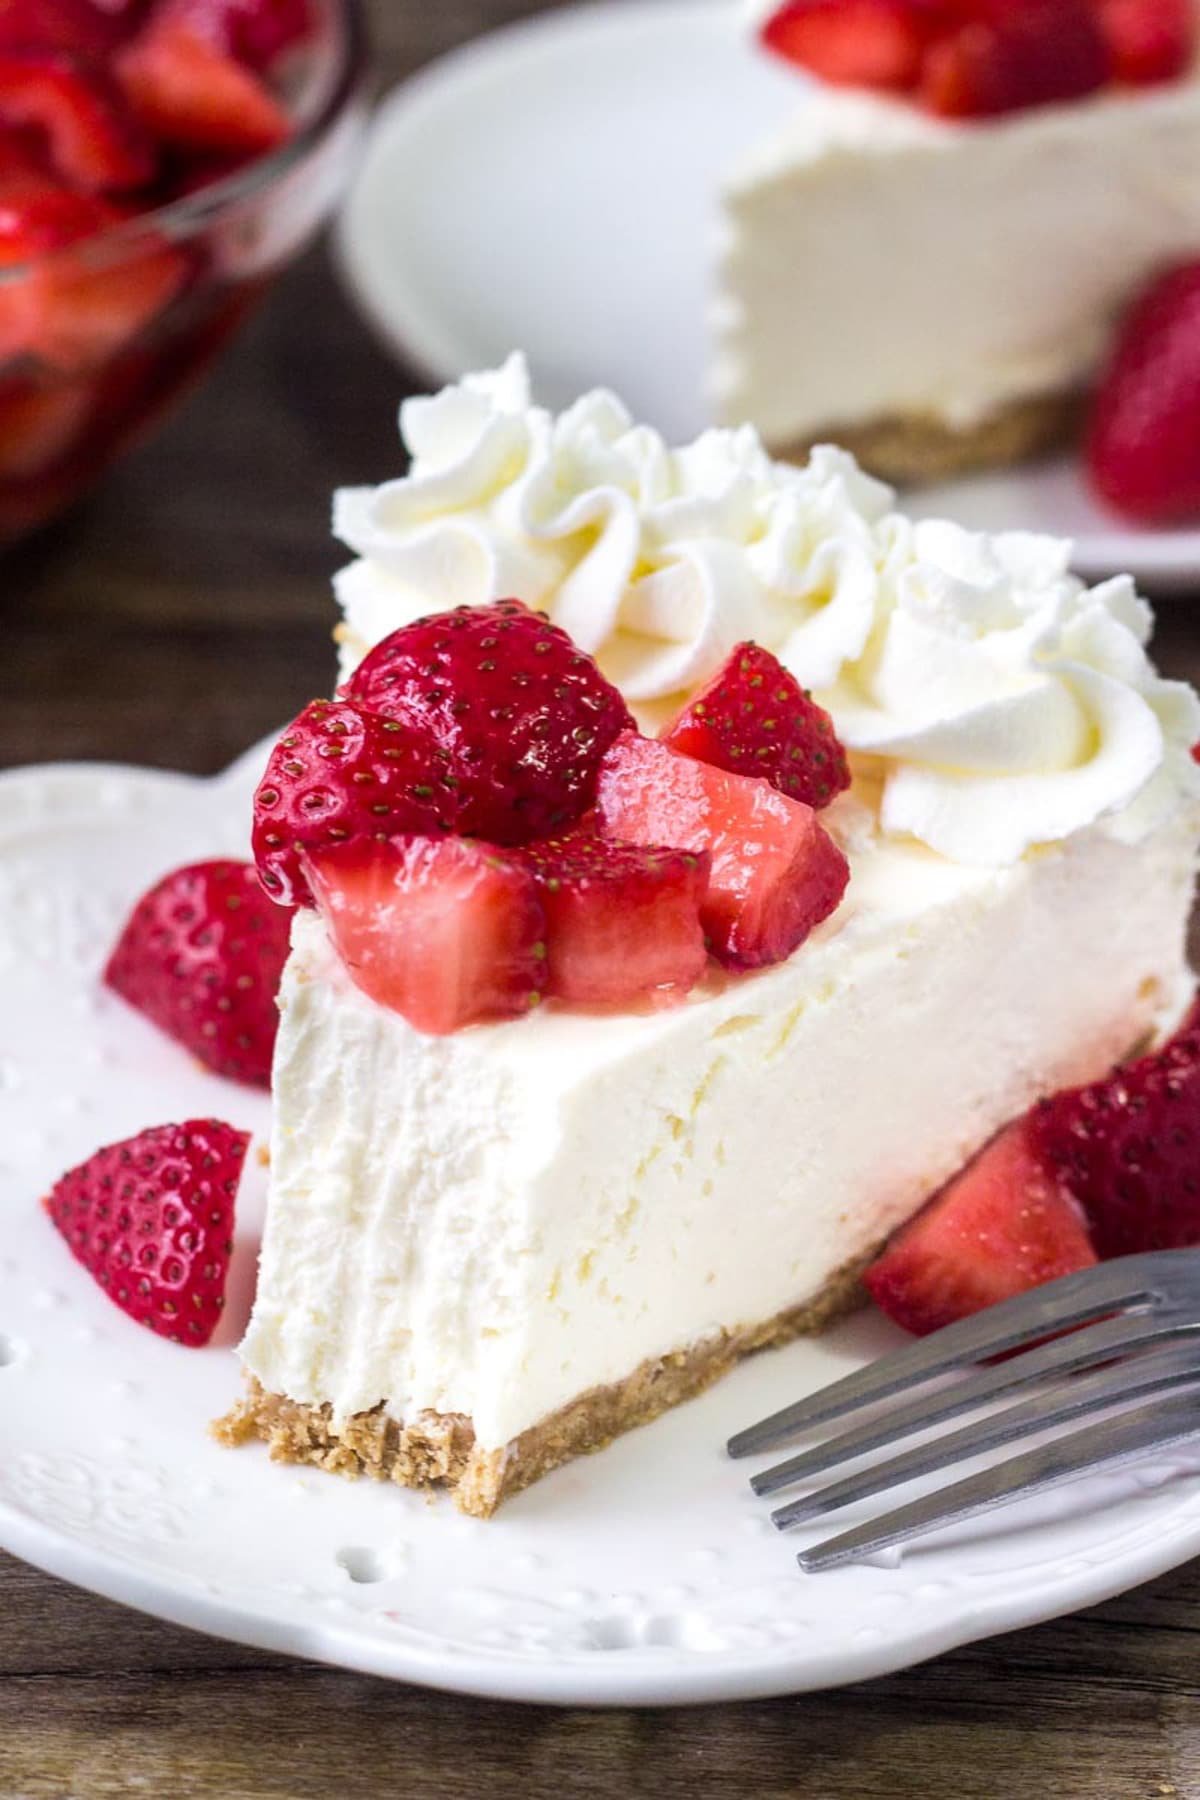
[3,1,1200,1792]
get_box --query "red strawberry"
[304,835,546,1037]
[252,697,467,909]
[0,375,89,476]
[159,0,312,69]
[596,733,849,970]
[921,0,1110,116]
[0,50,153,189]
[865,1119,1098,1337]
[520,825,710,1006]
[104,858,293,1087]
[44,1117,249,1345]
[760,0,935,90]
[1032,1002,1200,1258]
[343,601,636,847]
[1095,0,1195,85]
[1087,261,1200,525]
[0,0,129,57]
[661,642,850,810]
[116,11,289,154]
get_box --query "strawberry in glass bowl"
[0,0,366,542]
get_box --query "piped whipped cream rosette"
[333,357,1200,870]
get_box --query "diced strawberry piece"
[661,642,851,810]
[159,0,313,69]
[116,12,288,154]
[104,858,294,1087]
[865,1119,1098,1337]
[1087,261,1200,525]
[343,601,636,847]
[252,697,467,910]
[0,50,153,189]
[1031,1000,1200,1258]
[519,825,710,1006]
[921,0,1110,116]
[0,374,89,474]
[1095,0,1195,85]
[760,0,934,90]
[0,0,129,58]
[44,1117,249,1345]
[595,733,849,970]
[305,835,546,1037]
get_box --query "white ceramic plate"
[336,0,1200,593]
[4,750,1200,1705]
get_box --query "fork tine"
[771,1340,1200,1530]
[750,1310,1200,1497]
[727,1250,1184,1459]
[797,1389,1200,1572]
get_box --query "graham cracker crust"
[774,389,1084,487]
[213,1254,870,1518]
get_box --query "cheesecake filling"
[714,71,1200,450]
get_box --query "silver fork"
[727,1249,1200,1572]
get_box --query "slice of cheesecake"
[716,8,1200,483]
[219,363,1200,1515]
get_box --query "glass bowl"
[0,0,368,543]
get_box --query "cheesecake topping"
[335,361,1200,871]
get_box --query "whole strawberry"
[252,698,465,908]
[1031,1003,1200,1258]
[661,642,850,809]
[104,859,292,1087]
[1087,261,1200,525]
[45,1118,249,1345]
[342,600,636,846]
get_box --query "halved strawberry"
[44,1117,249,1345]
[0,49,153,189]
[520,825,710,1006]
[104,858,293,1087]
[921,0,1110,116]
[1032,1001,1200,1258]
[343,601,637,847]
[1095,0,1195,85]
[252,698,467,910]
[116,11,288,154]
[864,1119,1098,1337]
[661,642,850,809]
[1087,261,1200,525]
[760,0,935,90]
[159,0,313,69]
[595,733,849,970]
[304,835,546,1037]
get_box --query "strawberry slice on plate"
[661,641,850,810]
[1087,261,1200,524]
[44,1117,249,1345]
[596,732,849,970]
[304,835,547,1037]
[521,826,710,1006]
[0,49,154,189]
[760,0,935,91]
[865,1119,1098,1337]
[1095,0,1195,85]
[252,697,468,909]
[104,858,294,1087]
[1032,1002,1200,1258]
[116,10,289,154]
[343,600,636,847]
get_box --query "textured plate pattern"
[3,751,1200,1706]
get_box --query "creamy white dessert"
[228,364,1200,1515]
[714,45,1200,481]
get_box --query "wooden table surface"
[4,3,1200,1794]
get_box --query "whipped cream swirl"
[334,357,1200,867]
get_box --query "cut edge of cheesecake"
[771,388,1084,488]
[212,1249,872,1518]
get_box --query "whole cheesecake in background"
[715,0,1200,484]
[220,358,1200,1516]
